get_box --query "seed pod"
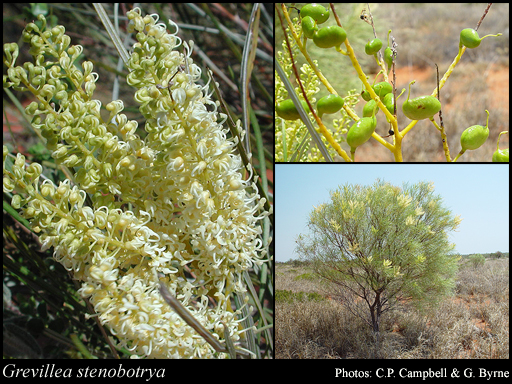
[361,89,371,102]
[402,81,441,120]
[383,29,394,70]
[460,125,489,150]
[460,110,489,151]
[361,81,392,101]
[317,94,344,117]
[460,28,502,49]
[346,115,377,149]
[382,93,395,115]
[492,131,509,162]
[300,3,330,24]
[313,25,347,49]
[492,148,509,162]
[362,99,379,117]
[365,38,382,55]
[403,96,441,120]
[301,16,318,39]
[384,46,393,69]
[276,99,310,120]
[373,82,393,98]
[460,28,481,48]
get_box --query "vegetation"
[467,254,486,269]
[276,256,509,359]
[276,290,325,304]
[295,180,461,334]
[3,3,273,359]
[275,3,508,162]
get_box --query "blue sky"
[275,164,509,262]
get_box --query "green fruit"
[373,82,393,98]
[276,99,310,120]
[384,29,393,69]
[313,25,347,48]
[492,131,509,162]
[384,46,393,69]
[460,28,502,49]
[460,110,490,151]
[402,81,441,120]
[460,28,482,48]
[365,38,383,55]
[460,125,489,150]
[363,99,379,117]
[382,93,395,114]
[403,96,441,120]
[347,115,377,149]
[300,3,330,24]
[361,82,392,101]
[492,148,509,162]
[317,94,344,117]
[301,16,318,39]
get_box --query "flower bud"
[11,194,22,209]
[41,181,55,197]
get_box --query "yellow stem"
[430,118,452,162]
[281,4,351,162]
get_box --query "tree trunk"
[369,290,383,333]
[370,309,380,333]
[369,291,384,357]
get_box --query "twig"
[475,3,493,31]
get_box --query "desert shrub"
[287,259,311,268]
[294,273,318,281]
[490,251,504,259]
[468,254,486,269]
[276,258,509,359]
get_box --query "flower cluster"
[3,8,270,358]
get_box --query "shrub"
[468,254,486,269]
[294,273,318,281]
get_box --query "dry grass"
[275,258,509,359]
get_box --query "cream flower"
[3,8,270,359]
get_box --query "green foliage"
[294,272,318,281]
[295,179,461,332]
[468,254,486,269]
[286,259,311,268]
